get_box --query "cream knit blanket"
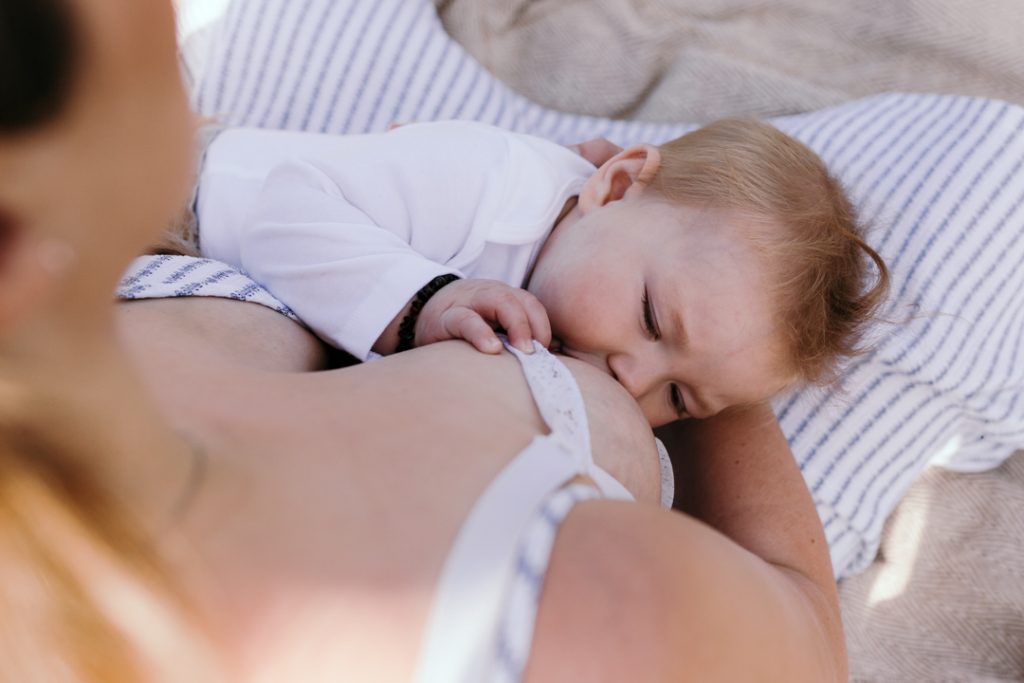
[438,0,1024,123]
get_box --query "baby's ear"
[578,144,662,213]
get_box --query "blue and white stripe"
[492,483,600,683]
[118,255,298,320]
[192,0,693,144]
[186,0,1024,579]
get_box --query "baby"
[195,119,887,427]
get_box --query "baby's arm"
[237,159,550,359]
[229,125,607,360]
[374,277,551,355]
[236,159,458,361]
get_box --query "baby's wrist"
[396,274,461,352]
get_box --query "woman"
[0,0,844,680]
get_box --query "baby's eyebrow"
[667,298,689,349]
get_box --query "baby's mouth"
[555,345,616,381]
[551,341,582,362]
[553,343,584,364]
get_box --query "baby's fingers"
[444,308,503,354]
[520,293,552,349]
[493,300,540,354]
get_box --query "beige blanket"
[438,0,1024,123]
[436,1,1024,679]
[840,452,1024,681]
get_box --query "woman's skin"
[116,297,666,679]
[0,0,846,679]
[116,296,843,682]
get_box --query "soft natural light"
[174,0,231,39]
[866,484,932,605]
[926,433,963,468]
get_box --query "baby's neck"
[553,195,579,228]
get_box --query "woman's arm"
[657,404,846,676]
[524,403,846,682]
[662,405,838,594]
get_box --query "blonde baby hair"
[650,118,890,383]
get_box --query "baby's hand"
[417,278,551,354]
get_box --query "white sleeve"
[239,159,460,361]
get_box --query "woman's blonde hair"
[0,385,220,683]
[148,116,228,258]
[0,1,217,678]
[651,118,890,383]
[150,201,201,256]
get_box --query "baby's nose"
[607,353,649,399]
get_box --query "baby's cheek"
[544,299,585,342]
[625,391,663,428]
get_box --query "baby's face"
[526,195,793,427]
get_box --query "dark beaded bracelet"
[395,273,461,352]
